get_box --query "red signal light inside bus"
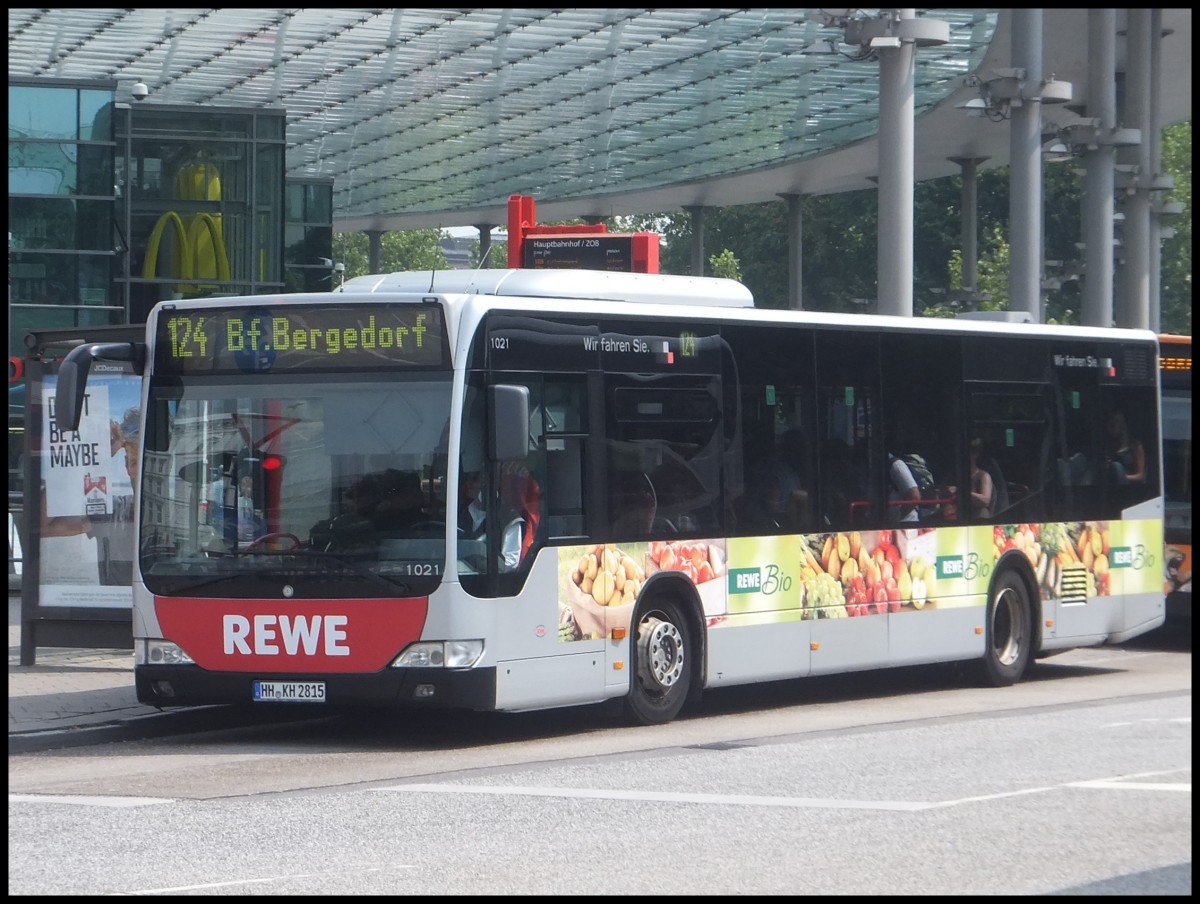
[262,453,284,472]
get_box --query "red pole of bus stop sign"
[507,194,536,268]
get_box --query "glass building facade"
[9,79,121,345]
[284,177,336,293]
[8,77,332,506]
[9,78,337,357]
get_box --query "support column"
[1117,10,1153,330]
[366,229,385,274]
[1008,8,1044,322]
[1081,9,1117,327]
[778,193,804,310]
[842,9,946,316]
[474,223,495,268]
[1147,8,1165,332]
[684,205,706,277]
[949,156,987,309]
[875,10,916,317]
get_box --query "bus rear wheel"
[978,569,1032,687]
[624,596,693,725]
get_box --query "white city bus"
[54,269,1165,724]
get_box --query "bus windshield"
[140,373,452,598]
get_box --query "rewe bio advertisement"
[555,520,1164,641]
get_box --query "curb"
[8,703,326,755]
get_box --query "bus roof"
[339,268,755,308]
[336,268,1159,345]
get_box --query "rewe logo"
[223,614,350,656]
[728,568,761,593]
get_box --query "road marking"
[115,867,415,896]
[9,794,174,807]
[376,784,937,810]
[377,769,1191,811]
[1070,781,1190,792]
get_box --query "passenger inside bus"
[887,453,922,523]
[1104,409,1146,484]
[764,427,812,531]
[966,437,996,518]
[207,452,239,546]
[236,474,265,542]
[458,469,487,537]
[459,468,524,571]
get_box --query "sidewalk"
[8,595,320,753]
[8,594,198,752]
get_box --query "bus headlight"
[135,639,195,666]
[393,640,484,669]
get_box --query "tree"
[1159,121,1192,335]
[948,224,1012,313]
[333,229,448,280]
[708,248,741,281]
[469,237,509,269]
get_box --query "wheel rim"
[638,616,685,691]
[991,585,1027,667]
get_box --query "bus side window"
[880,332,963,526]
[538,376,588,539]
[966,386,1050,523]
[814,330,880,531]
[817,386,876,529]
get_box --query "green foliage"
[333,229,448,280]
[948,224,1011,311]
[708,248,741,280]
[1160,121,1192,335]
[470,238,509,269]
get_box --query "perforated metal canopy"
[7,9,1192,232]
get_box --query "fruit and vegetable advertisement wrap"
[557,540,727,641]
[786,528,988,619]
[555,519,1163,643]
[996,520,1164,600]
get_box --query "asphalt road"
[8,629,1191,896]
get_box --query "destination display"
[524,235,636,271]
[484,314,722,375]
[154,303,448,375]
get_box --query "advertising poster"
[38,370,141,608]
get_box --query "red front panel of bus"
[153,596,429,673]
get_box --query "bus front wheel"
[978,569,1032,687]
[624,596,693,725]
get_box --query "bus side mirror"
[53,341,146,431]
[490,384,530,462]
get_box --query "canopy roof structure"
[8,8,1192,232]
